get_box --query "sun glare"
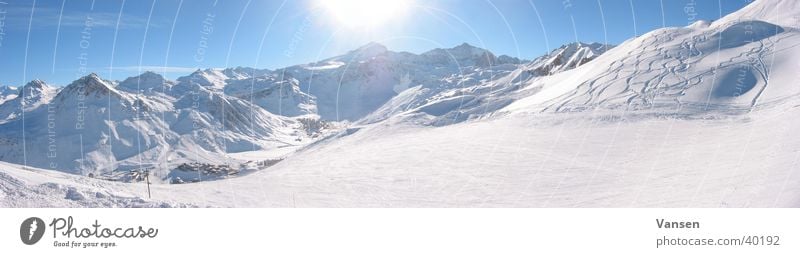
[318,0,412,30]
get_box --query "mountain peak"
[454,42,476,49]
[0,85,17,94]
[222,66,271,79]
[423,42,491,57]
[548,42,614,57]
[21,79,48,90]
[127,71,166,82]
[119,71,171,92]
[17,79,52,97]
[177,68,229,90]
[0,86,18,105]
[346,42,389,59]
[357,41,388,51]
[140,70,162,77]
[418,42,498,67]
[86,72,102,80]
[85,73,105,82]
[528,41,614,76]
[497,55,523,64]
[61,73,119,97]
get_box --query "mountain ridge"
[0,40,614,174]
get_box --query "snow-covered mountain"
[222,67,272,80]
[117,71,176,95]
[357,42,614,126]
[277,42,536,121]
[277,42,418,121]
[0,86,18,105]
[5,0,799,208]
[0,40,612,176]
[0,80,57,124]
[527,42,613,76]
[0,73,306,177]
[420,42,521,67]
[224,76,317,117]
[176,69,231,91]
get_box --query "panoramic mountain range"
[1,0,799,207]
[0,41,612,176]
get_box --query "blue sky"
[0,0,751,86]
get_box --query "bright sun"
[318,0,412,29]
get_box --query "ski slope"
[2,101,799,207]
[505,0,800,114]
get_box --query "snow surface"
[3,104,799,207]
[503,0,799,114]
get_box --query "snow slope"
[0,161,192,207]
[3,101,799,207]
[504,0,799,114]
